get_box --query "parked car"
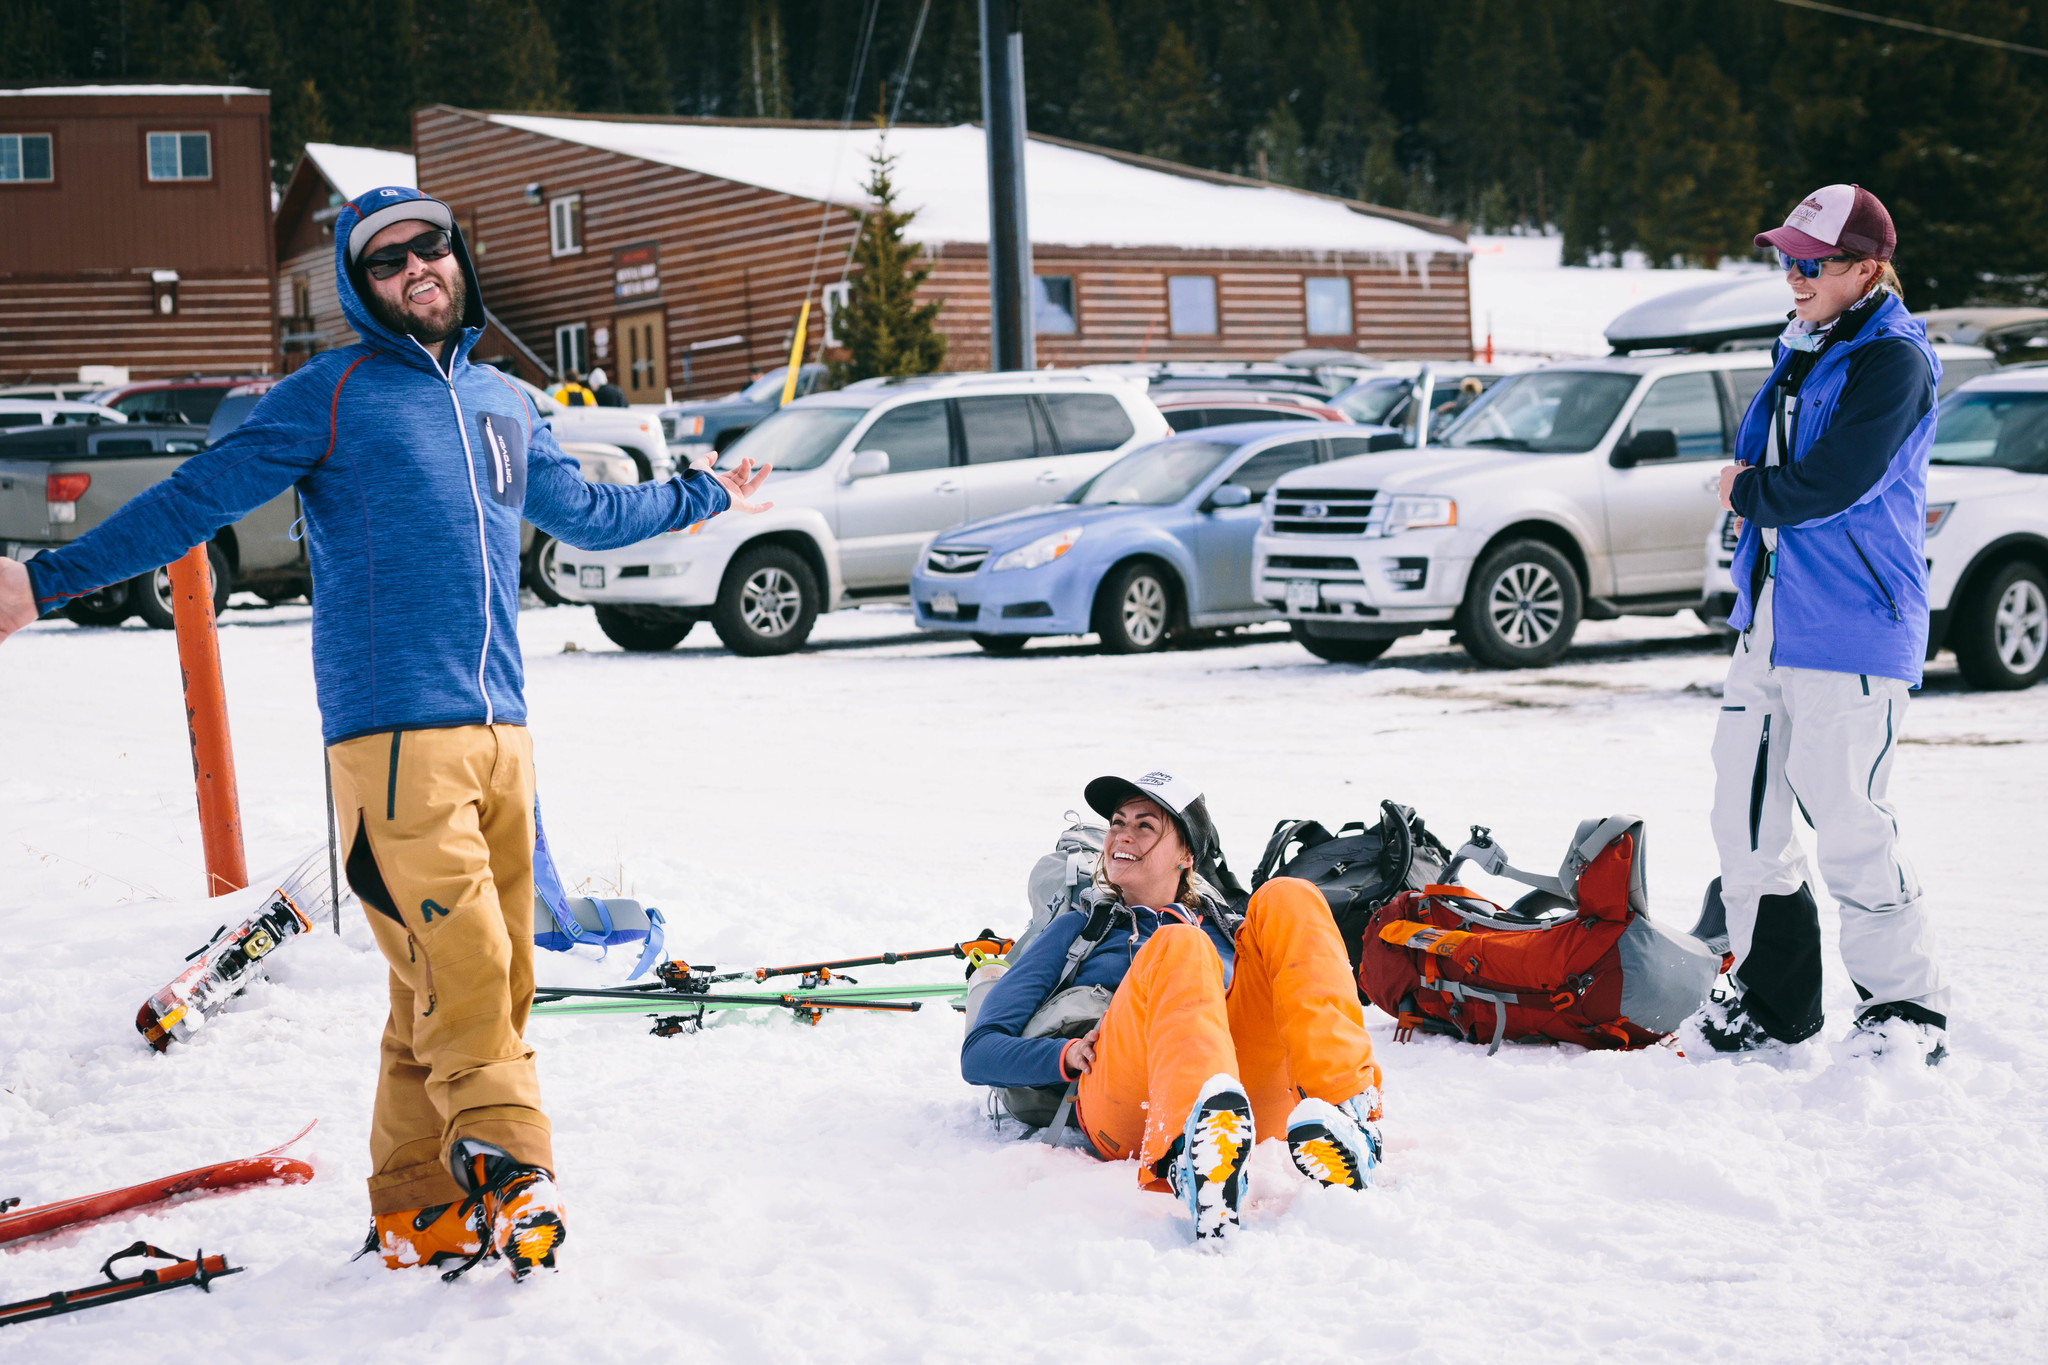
[0,421,296,626]
[1257,351,1787,667]
[1154,389,1348,432]
[502,375,673,601]
[1703,368,2048,689]
[658,364,831,465]
[0,399,129,430]
[0,382,108,402]
[1084,361,1345,401]
[85,376,275,427]
[1332,363,1512,437]
[911,423,1396,654]
[551,371,1169,655]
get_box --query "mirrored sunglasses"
[1778,249,1854,279]
[363,229,453,281]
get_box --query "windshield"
[715,406,865,472]
[1069,438,1235,506]
[1440,371,1637,453]
[1335,377,1410,425]
[739,373,788,403]
[1930,389,2048,474]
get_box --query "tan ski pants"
[328,723,552,1215]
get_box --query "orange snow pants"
[1075,877,1382,1186]
[327,723,552,1215]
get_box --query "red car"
[1152,389,1347,433]
[86,375,275,428]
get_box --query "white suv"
[552,372,1167,653]
[1704,366,2048,689]
[1256,352,1783,667]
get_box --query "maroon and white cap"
[1755,183,1896,261]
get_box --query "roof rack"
[840,370,1137,393]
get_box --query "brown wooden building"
[413,106,1471,402]
[0,85,277,384]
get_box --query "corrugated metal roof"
[488,115,1468,258]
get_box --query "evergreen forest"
[8,0,2047,305]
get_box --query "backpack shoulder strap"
[1252,819,1332,888]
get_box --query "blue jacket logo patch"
[476,412,526,507]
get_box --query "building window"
[555,322,589,380]
[0,133,53,183]
[549,194,583,256]
[1034,276,1077,334]
[290,275,311,318]
[820,280,851,346]
[1305,276,1352,336]
[1168,275,1217,335]
[147,132,211,181]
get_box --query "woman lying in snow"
[959,768,1384,1240]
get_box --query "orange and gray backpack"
[1355,817,1718,1053]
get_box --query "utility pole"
[979,0,1033,371]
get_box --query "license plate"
[579,566,605,590]
[930,592,958,618]
[1286,579,1320,611]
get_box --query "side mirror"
[1611,428,1679,468]
[845,448,890,481]
[1206,483,1252,510]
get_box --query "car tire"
[133,542,231,631]
[63,582,135,627]
[1094,560,1175,654]
[973,633,1030,655]
[1456,539,1582,669]
[712,544,820,656]
[1291,623,1395,664]
[524,533,567,606]
[594,604,698,652]
[1952,559,2048,690]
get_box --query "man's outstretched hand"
[713,457,774,514]
[0,557,38,646]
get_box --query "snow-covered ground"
[2,600,2043,1362]
[1466,234,1774,358]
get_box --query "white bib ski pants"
[1710,580,1948,1016]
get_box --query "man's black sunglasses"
[363,229,453,281]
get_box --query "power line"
[1772,0,2048,59]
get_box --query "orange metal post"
[168,545,248,896]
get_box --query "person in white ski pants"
[1700,183,1949,1059]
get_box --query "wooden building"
[272,140,550,382]
[413,107,1471,402]
[0,85,277,384]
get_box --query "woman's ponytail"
[1873,260,1905,302]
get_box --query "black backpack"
[1249,801,1454,980]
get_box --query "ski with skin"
[0,1122,316,1249]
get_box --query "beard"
[366,265,467,345]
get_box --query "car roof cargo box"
[1605,276,1794,355]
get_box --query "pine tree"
[1246,100,1307,186]
[1128,22,1219,166]
[742,0,792,119]
[829,141,946,385]
[1064,0,1129,149]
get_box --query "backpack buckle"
[1394,1011,1426,1044]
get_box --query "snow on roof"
[0,85,267,97]
[488,115,1468,258]
[302,143,418,200]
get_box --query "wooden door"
[615,309,667,404]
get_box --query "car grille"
[925,545,989,575]
[659,416,677,440]
[1269,488,1377,536]
[1719,511,1741,552]
[1266,555,1359,571]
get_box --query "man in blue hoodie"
[1693,184,1947,1065]
[0,187,772,1276]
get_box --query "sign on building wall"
[613,242,660,302]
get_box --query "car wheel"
[973,633,1030,655]
[712,544,820,656]
[524,533,567,606]
[1094,561,1175,654]
[594,604,698,652]
[1457,539,1582,669]
[1290,623,1395,664]
[1953,560,2048,690]
[133,542,231,631]
[63,582,134,627]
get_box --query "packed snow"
[2,601,2042,1362]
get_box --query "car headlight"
[667,415,704,438]
[1379,495,1456,536]
[1925,502,1954,537]
[992,526,1084,572]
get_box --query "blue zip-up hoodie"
[26,187,728,743]
[960,904,1235,1089]
[1727,292,1940,684]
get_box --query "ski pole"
[532,984,923,1011]
[745,930,1016,986]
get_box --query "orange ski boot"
[358,1200,484,1270]
[447,1139,566,1282]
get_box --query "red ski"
[0,1121,316,1249]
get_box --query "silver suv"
[554,371,1168,654]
